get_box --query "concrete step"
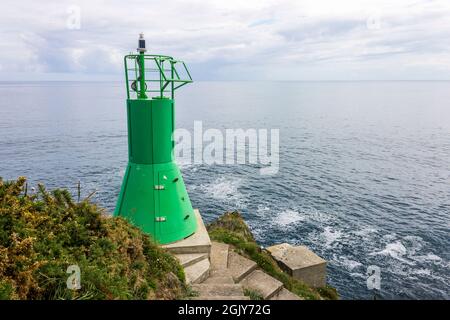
[175,253,208,268]
[192,296,250,300]
[210,269,232,278]
[240,270,283,299]
[227,251,258,282]
[203,275,235,284]
[270,288,302,300]
[192,284,244,297]
[210,241,229,271]
[185,258,210,285]
[163,210,212,256]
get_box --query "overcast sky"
[1,0,450,81]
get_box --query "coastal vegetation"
[0,177,186,300]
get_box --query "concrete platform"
[228,251,257,282]
[163,209,211,256]
[239,270,283,299]
[266,243,327,288]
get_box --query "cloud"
[0,0,450,80]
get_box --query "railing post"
[138,52,147,99]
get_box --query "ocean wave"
[371,240,408,261]
[337,256,363,271]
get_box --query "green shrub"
[0,177,186,300]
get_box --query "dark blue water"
[0,81,449,299]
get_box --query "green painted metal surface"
[114,36,196,244]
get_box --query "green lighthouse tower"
[115,34,197,244]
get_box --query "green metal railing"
[124,54,193,100]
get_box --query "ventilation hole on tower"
[173,177,179,183]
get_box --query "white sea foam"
[423,253,442,262]
[275,209,305,227]
[411,253,441,263]
[322,226,343,247]
[256,205,270,217]
[198,176,245,208]
[207,177,241,199]
[412,268,432,276]
[306,208,334,223]
[366,231,450,290]
[338,256,363,271]
[372,240,408,260]
[349,272,366,280]
[411,253,449,269]
[282,208,336,225]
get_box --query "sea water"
[0,81,449,299]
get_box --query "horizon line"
[1,79,450,83]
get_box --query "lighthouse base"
[163,209,212,255]
[114,161,197,244]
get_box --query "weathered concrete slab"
[209,269,234,280]
[239,270,283,299]
[175,253,208,268]
[210,268,233,277]
[163,209,211,255]
[203,275,235,284]
[192,284,244,297]
[210,241,229,271]
[228,251,257,282]
[185,258,210,284]
[266,243,327,288]
[270,288,302,300]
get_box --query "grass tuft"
[244,288,264,300]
